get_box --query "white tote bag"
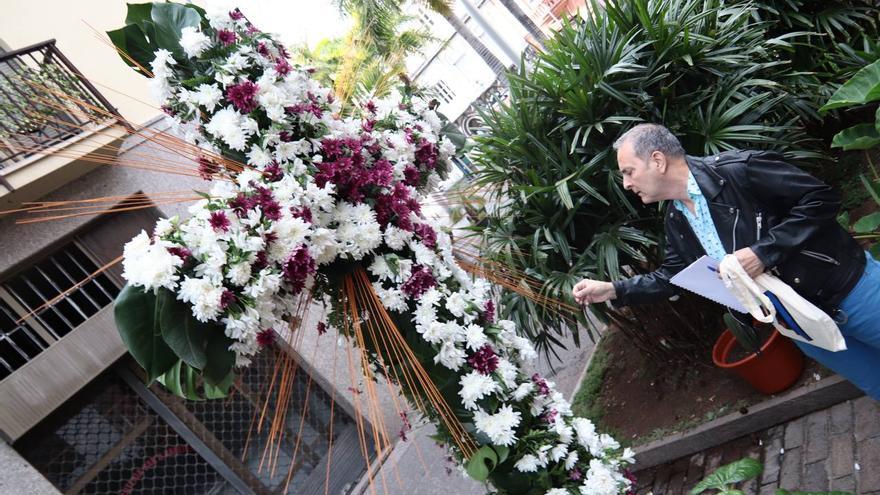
[718,255,848,352]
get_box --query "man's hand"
[734,247,765,278]
[572,279,617,305]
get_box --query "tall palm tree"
[496,0,546,48]
[337,0,509,76]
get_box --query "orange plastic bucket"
[712,328,804,394]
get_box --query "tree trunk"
[441,11,508,75]
[497,0,546,48]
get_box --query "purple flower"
[413,223,436,248]
[569,468,583,481]
[291,206,313,223]
[220,289,237,310]
[209,211,231,232]
[482,300,495,324]
[282,245,316,295]
[401,264,436,299]
[262,161,283,182]
[467,345,499,375]
[217,29,237,46]
[252,250,269,272]
[167,246,191,261]
[274,58,292,76]
[542,408,558,424]
[402,166,420,186]
[228,193,256,218]
[226,81,259,113]
[257,328,275,347]
[415,138,438,169]
[256,42,270,57]
[364,100,377,114]
[317,321,327,335]
[229,8,244,20]
[532,373,550,396]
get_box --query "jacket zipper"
[756,212,762,240]
[801,250,840,266]
[731,209,739,251]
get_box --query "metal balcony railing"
[0,39,122,170]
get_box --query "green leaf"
[853,211,880,233]
[820,58,880,112]
[775,491,854,495]
[106,24,157,75]
[203,332,236,386]
[689,458,762,495]
[830,124,880,151]
[150,2,201,54]
[465,445,498,482]
[555,178,574,210]
[204,370,236,399]
[114,284,178,382]
[125,2,157,41]
[159,291,210,370]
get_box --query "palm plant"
[469,0,833,362]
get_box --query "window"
[433,79,456,104]
[0,237,120,380]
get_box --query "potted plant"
[691,457,851,495]
[712,312,804,394]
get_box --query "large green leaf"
[150,2,202,55]
[159,291,211,370]
[820,58,880,112]
[106,23,157,75]
[125,2,156,40]
[830,124,880,150]
[465,445,498,482]
[689,458,762,495]
[203,332,236,386]
[114,284,177,382]
[853,211,880,233]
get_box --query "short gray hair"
[613,123,685,160]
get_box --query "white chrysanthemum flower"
[589,433,621,458]
[496,359,518,388]
[514,454,539,473]
[382,226,412,250]
[190,84,223,112]
[511,335,538,362]
[545,489,570,495]
[247,145,272,167]
[368,256,393,281]
[204,106,258,151]
[550,443,569,463]
[621,447,635,465]
[121,231,183,291]
[458,371,498,409]
[226,261,252,286]
[554,422,574,445]
[308,228,340,265]
[512,382,535,401]
[464,324,487,351]
[180,26,212,58]
[413,300,437,328]
[572,418,598,450]
[373,284,407,313]
[580,459,622,495]
[150,49,176,78]
[473,404,521,446]
[178,276,224,322]
[154,218,174,237]
[435,341,466,371]
[445,291,468,318]
[564,450,580,470]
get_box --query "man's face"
[617,140,664,204]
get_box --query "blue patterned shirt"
[673,171,728,260]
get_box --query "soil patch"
[575,326,830,446]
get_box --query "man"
[572,124,880,400]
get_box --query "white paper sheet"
[669,255,748,313]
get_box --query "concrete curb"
[632,374,864,470]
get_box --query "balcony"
[0,40,127,209]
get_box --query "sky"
[208,0,352,48]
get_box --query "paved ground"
[633,395,880,494]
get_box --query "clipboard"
[669,255,748,313]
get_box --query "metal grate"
[0,238,120,380]
[153,348,363,494]
[14,371,231,494]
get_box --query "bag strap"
[718,255,776,323]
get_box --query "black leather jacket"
[612,150,866,314]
